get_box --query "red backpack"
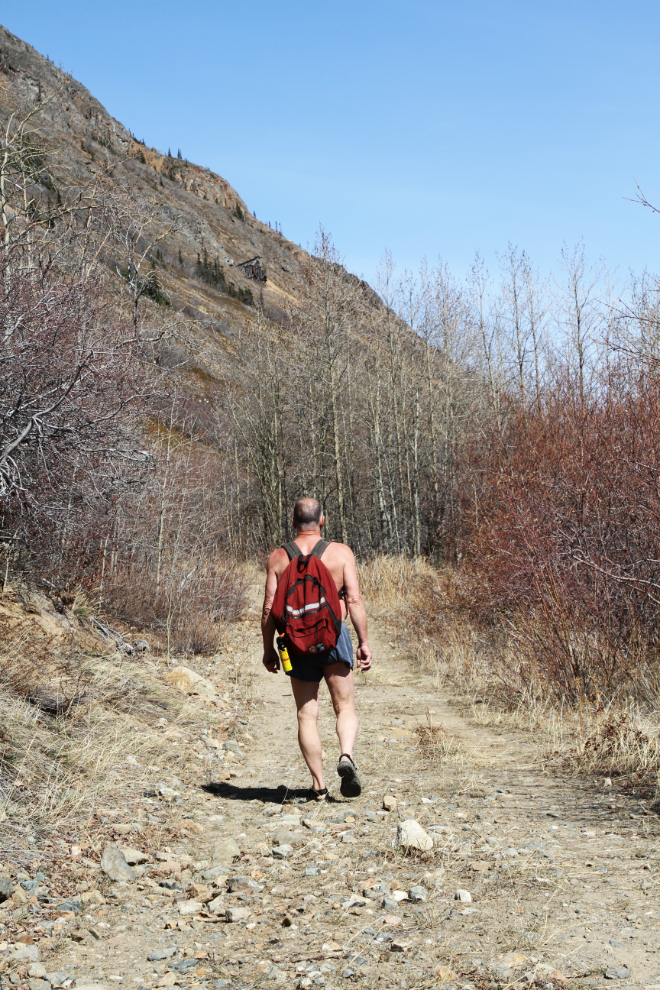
[271,539,342,654]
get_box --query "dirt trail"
[22,615,660,990]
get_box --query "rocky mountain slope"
[0,23,380,342]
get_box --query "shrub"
[468,379,660,704]
[103,559,248,655]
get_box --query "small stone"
[100,844,136,882]
[170,960,198,974]
[207,894,225,914]
[46,974,68,988]
[341,969,354,979]
[118,846,150,865]
[382,897,399,911]
[272,844,293,859]
[340,895,368,909]
[0,877,12,902]
[28,980,49,990]
[264,965,286,982]
[454,889,472,903]
[225,906,250,922]
[163,665,215,697]
[53,899,83,914]
[27,965,48,979]
[227,877,264,893]
[383,795,397,812]
[605,968,631,980]
[9,944,39,962]
[223,740,245,759]
[147,948,176,962]
[435,967,457,980]
[135,640,149,652]
[212,838,241,864]
[178,900,203,916]
[274,831,304,847]
[157,973,179,987]
[394,819,433,852]
[80,889,105,905]
[408,885,427,902]
[382,915,403,926]
[305,865,321,876]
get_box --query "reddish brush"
[467,377,660,703]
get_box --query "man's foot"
[309,786,328,802]
[337,753,361,797]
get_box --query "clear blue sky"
[4,1,660,287]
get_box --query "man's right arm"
[261,551,281,673]
[342,549,372,671]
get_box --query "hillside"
[0,24,380,340]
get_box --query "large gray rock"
[100,844,136,882]
[212,837,241,865]
[394,819,433,852]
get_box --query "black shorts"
[284,622,354,682]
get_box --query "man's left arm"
[342,550,372,671]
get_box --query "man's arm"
[261,551,282,673]
[342,550,372,671]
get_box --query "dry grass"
[102,558,248,656]
[359,555,660,788]
[0,585,258,844]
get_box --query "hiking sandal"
[337,753,361,797]
[309,786,328,802]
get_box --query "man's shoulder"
[267,546,289,571]
[326,540,355,560]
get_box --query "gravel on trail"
[0,618,658,990]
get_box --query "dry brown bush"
[360,554,660,787]
[102,559,247,656]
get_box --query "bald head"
[293,498,323,532]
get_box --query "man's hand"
[263,646,280,674]
[356,642,372,672]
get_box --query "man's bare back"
[264,537,359,624]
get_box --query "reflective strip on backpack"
[285,596,326,616]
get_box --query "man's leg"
[323,663,359,758]
[290,676,324,791]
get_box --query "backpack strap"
[282,541,303,560]
[311,539,331,559]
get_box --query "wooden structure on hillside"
[238,256,267,283]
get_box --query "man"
[261,498,372,800]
